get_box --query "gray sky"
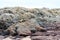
[0,0,60,8]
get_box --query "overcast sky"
[0,0,60,8]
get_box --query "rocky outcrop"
[6,19,46,36]
[0,7,60,40]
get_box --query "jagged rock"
[6,19,46,36]
[0,7,60,39]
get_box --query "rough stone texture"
[6,19,45,36]
[0,7,60,40]
[0,13,20,30]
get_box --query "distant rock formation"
[0,7,60,36]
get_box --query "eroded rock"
[6,19,46,36]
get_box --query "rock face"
[0,7,60,40]
[6,19,45,35]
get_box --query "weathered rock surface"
[6,19,46,36]
[0,7,60,40]
[0,13,20,30]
